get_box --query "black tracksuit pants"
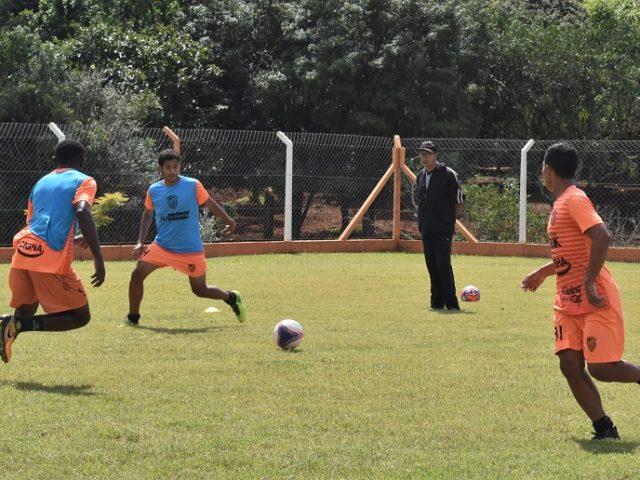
[421,234,459,309]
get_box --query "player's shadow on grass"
[7,381,98,396]
[430,309,476,315]
[133,325,239,335]
[574,437,639,454]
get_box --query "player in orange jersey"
[521,143,640,440]
[1,139,105,363]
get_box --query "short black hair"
[543,142,579,179]
[158,149,180,166]
[55,139,85,166]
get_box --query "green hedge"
[463,181,549,243]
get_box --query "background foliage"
[3,0,640,244]
[2,0,640,139]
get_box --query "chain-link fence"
[0,124,393,245]
[402,138,640,246]
[287,133,393,240]
[2,124,640,247]
[402,138,530,243]
[0,124,58,246]
[530,140,640,246]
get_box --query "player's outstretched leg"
[587,361,640,383]
[126,261,160,326]
[558,349,619,440]
[189,275,246,323]
[0,304,91,363]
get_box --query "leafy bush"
[463,180,549,243]
[92,192,129,229]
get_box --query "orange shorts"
[553,288,624,363]
[139,242,206,278]
[9,268,88,314]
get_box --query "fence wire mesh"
[530,140,640,246]
[0,124,58,246]
[2,124,640,247]
[403,138,640,246]
[287,133,393,240]
[0,124,394,245]
[402,138,530,242]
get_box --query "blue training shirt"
[145,176,210,253]
[28,169,97,251]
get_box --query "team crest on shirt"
[586,336,597,352]
[167,194,178,210]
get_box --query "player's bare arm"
[75,200,105,287]
[521,262,555,292]
[583,223,613,307]
[203,197,237,234]
[133,208,154,259]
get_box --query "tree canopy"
[1,0,640,138]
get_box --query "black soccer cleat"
[124,313,140,326]
[0,314,17,363]
[592,425,620,440]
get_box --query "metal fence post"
[47,122,65,141]
[519,139,535,243]
[277,131,293,242]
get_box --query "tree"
[247,0,480,136]
[0,26,71,122]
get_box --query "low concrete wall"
[1,239,639,263]
[399,240,550,258]
[400,240,640,262]
[0,239,397,263]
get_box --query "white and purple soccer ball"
[273,319,304,351]
[461,285,480,302]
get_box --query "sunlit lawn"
[1,253,640,478]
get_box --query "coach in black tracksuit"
[416,140,463,311]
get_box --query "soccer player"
[126,149,246,325]
[521,143,640,440]
[0,139,105,363]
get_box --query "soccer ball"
[273,319,304,351]
[461,285,480,302]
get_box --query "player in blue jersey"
[0,139,105,363]
[126,149,245,325]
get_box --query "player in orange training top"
[0,139,105,363]
[521,143,640,440]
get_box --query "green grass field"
[1,253,640,479]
